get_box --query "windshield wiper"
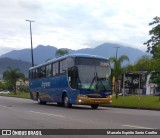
[89,68,108,92]
[98,78,107,91]
[89,72,97,90]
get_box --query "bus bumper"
[76,95,112,105]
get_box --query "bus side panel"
[49,75,79,104]
[29,75,79,104]
[29,79,42,101]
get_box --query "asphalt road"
[0,96,160,138]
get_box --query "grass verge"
[108,95,160,110]
[0,92,30,99]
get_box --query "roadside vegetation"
[110,95,160,110]
[109,55,129,99]
[0,92,30,99]
[109,16,160,100]
[3,67,26,94]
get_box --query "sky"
[0,0,159,55]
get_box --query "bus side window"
[29,70,33,80]
[46,64,52,77]
[40,66,46,78]
[53,62,59,76]
[66,57,74,68]
[32,69,36,80]
[60,60,67,74]
[36,68,42,79]
[52,63,55,76]
[36,68,40,79]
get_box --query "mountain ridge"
[0,43,148,65]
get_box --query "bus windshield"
[75,58,111,91]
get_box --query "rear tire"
[63,94,72,108]
[91,104,99,109]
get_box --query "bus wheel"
[63,94,72,108]
[57,102,63,106]
[91,104,99,109]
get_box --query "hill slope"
[0,58,31,79]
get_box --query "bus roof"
[29,54,108,70]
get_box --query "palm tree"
[109,55,129,99]
[3,67,25,94]
[55,48,69,57]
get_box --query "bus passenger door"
[68,67,79,89]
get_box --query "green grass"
[110,95,160,110]
[0,92,30,99]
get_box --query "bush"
[18,86,29,93]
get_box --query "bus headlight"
[78,100,82,102]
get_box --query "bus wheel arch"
[37,92,46,105]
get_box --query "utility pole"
[26,20,35,67]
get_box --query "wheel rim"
[64,96,68,107]
[38,97,40,103]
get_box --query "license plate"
[95,100,100,103]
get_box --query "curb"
[102,105,160,111]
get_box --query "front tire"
[63,94,72,108]
[91,104,99,109]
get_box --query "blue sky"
[0,0,159,55]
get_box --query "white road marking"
[0,105,7,108]
[29,111,65,118]
[0,105,11,108]
[122,125,156,129]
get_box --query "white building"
[146,73,156,95]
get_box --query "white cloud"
[0,0,159,55]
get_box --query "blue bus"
[29,54,112,109]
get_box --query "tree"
[133,55,153,72]
[109,55,129,99]
[55,49,69,57]
[148,46,160,91]
[0,81,3,90]
[144,16,160,91]
[144,16,160,57]
[3,67,25,94]
[0,81,12,91]
[19,86,29,93]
